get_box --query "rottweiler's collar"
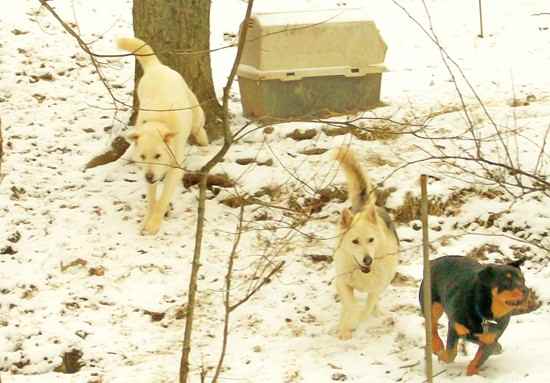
[482,319,498,327]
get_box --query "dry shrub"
[391,192,450,224]
[299,148,328,155]
[54,349,84,374]
[301,186,347,214]
[391,187,503,224]
[351,123,398,142]
[465,243,503,261]
[424,104,464,120]
[321,126,350,137]
[375,186,397,207]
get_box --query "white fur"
[117,37,208,235]
[333,148,399,340]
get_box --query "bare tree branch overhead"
[4,1,547,381]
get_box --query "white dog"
[333,147,399,340]
[117,37,208,235]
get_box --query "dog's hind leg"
[190,97,208,146]
[191,119,208,147]
[336,279,360,340]
[429,302,446,358]
[142,168,182,235]
[439,320,459,363]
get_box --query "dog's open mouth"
[360,265,371,274]
[505,298,525,306]
[146,175,166,184]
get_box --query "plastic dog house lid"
[238,8,387,81]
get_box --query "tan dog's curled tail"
[117,37,160,70]
[333,147,375,212]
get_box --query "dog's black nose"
[363,255,373,266]
[145,173,155,183]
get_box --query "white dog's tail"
[117,37,160,70]
[333,147,375,212]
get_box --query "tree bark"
[131,0,224,139]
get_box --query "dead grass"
[321,119,404,142]
[366,153,398,167]
[391,191,452,224]
[390,187,504,224]
[424,104,464,120]
[286,128,318,141]
[351,121,399,142]
[299,148,329,155]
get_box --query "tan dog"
[333,147,399,340]
[117,37,208,235]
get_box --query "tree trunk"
[131,0,224,140]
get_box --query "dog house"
[237,8,387,121]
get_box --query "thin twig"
[230,261,284,312]
[211,205,245,383]
[38,0,120,116]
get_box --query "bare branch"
[211,206,243,383]
[230,261,284,312]
[38,0,120,114]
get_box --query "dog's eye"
[352,239,360,245]
[140,154,146,160]
[154,153,161,159]
[368,237,374,243]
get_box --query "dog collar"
[482,319,498,327]
[475,304,494,325]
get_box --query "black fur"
[419,255,528,374]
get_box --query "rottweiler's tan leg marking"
[466,346,484,376]
[430,303,445,355]
[439,343,458,363]
[476,332,497,345]
[454,322,470,337]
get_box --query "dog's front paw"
[141,214,162,235]
[337,328,353,340]
[466,362,479,376]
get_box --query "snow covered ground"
[0,0,549,382]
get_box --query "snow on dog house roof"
[238,8,387,81]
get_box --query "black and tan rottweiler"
[419,255,528,375]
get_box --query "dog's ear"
[162,131,176,143]
[365,203,377,223]
[478,266,495,285]
[507,258,525,269]
[340,208,353,229]
[126,132,140,142]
